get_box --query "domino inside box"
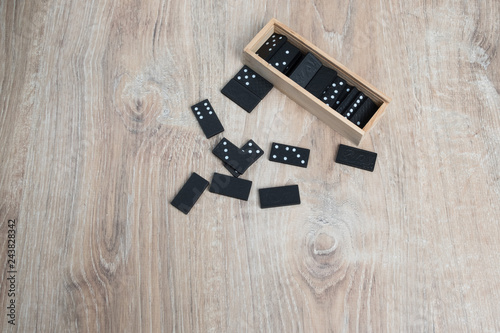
[243,18,391,145]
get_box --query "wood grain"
[1,0,500,331]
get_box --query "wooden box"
[243,18,391,145]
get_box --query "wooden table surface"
[1,0,499,332]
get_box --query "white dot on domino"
[285,147,289,151]
[204,102,208,106]
[199,116,203,119]
[246,82,249,85]
[224,148,228,152]
[256,150,260,154]
[194,107,198,111]
[252,75,256,78]
[283,62,286,65]
[292,148,296,152]
[275,145,279,149]
[248,142,253,146]
[284,157,287,161]
[272,155,277,158]
[285,50,289,54]
[197,111,201,115]
[275,62,279,66]
[297,154,300,158]
[224,156,228,160]
[223,141,227,145]
[301,160,305,164]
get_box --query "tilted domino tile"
[223,139,264,177]
[209,173,252,201]
[268,41,302,75]
[268,142,310,168]
[221,78,261,113]
[335,88,360,114]
[190,99,224,139]
[335,144,377,172]
[223,162,241,178]
[334,84,355,109]
[349,97,378,128]
[305,66,337,98]
[237,139,264,173]
[212,138,263,174]
[342,92,366,120]
[256,33,287,61]
[258,185,301,209]
[320,76,348,110]
[170,172,210,215]
[288,52,322,88]
[212,137,245,173]
[233,66,273,99]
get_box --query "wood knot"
[114,74,166,133]
[297,220,354,294]
[312,232,338,256]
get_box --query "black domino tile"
[268,142,310,168]
[288,53,322,88]
[212,137,245,173]
[223,162,241,177]
[213,138,264,174]
[349,98,378,128]
[221,78,261,113]
[342,92,366,120]
[334,84,355,109]
[259,185,301,209]
[209,173,252,201]
[190,99,224,139]
[268,41,302,75]
[320,76,348,109]
[222,139,264,177]
[256,33,287,61]
[335,144,377,172]
[336,89,360,114]
[170,172,210,215]
[233,66,273,99]
[305,66,337,98]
